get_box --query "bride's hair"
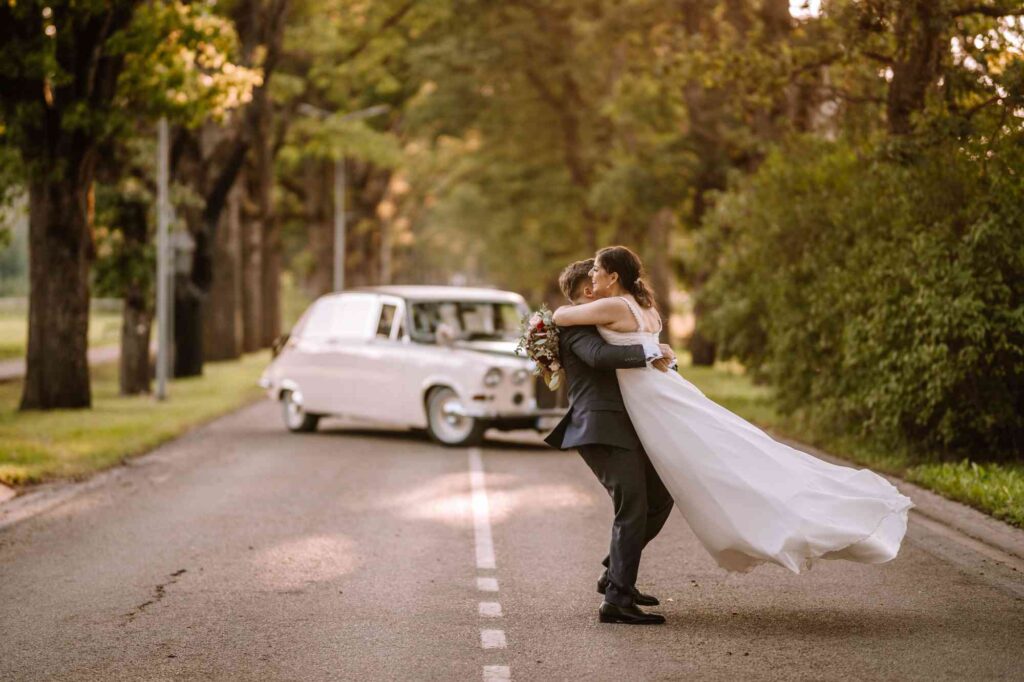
[595,245,656,309]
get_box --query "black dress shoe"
[597,575,660,606]
[598,601,666,625]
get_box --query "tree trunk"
[241,71,278,352]
[887,0,946,136]
[176,136,247,378]
[203,184,244,361]
[119,299,152,395]
[646,208,674,343]
[171,0,290,375]
[261,217,281,346]
[117,195,153,395]
[688,323,717,366]
[349,160,392,287]
[241,176,264,353]
[174,276,204,377]
[253,84,280,347]
[304,160,334,297]
[20,176,93,410]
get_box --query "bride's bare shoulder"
[621,295,662,332]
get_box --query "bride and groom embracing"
[544,245,914,625]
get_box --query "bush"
[693,136,1024,459]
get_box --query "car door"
[352,296,425,425]
[296,294,378,416]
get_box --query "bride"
[552,245,913,574]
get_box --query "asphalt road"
[1,401,1022,681]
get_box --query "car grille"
[535,375,568,409]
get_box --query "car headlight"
[511,368,530,385]
[483,368,504,387]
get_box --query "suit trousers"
[578,442,674,607]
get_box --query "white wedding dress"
[599,297,914,574]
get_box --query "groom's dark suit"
[545,325,674,608]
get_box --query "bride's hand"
[651,357,671,373]
[658,344,676,364]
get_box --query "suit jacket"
[543,325,647,451]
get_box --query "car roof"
[343,285,527,304]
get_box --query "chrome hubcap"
[430,389,473,443]
[284,392,304,427]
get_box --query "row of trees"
[368,0,1022,457]
[691,3,1024,456]
[2,0,1022,461]
[0,0,420,407]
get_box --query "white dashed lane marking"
[480,629,508,649]
[483,665,512,681]
[469,448,496,569]
[469,448,510,679]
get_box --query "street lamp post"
[297,103,389,292]
[155,117,171,401]
[333,157,346,292]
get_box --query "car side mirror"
[271,333,290,358]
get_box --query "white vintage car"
[259,285,568,446]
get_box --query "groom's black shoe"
[597,575,660,607]
[598,601,666,625]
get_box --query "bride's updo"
[595,245,656,309]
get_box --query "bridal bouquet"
[515,305,564,391]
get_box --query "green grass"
[0,311,122,360]
[904,460,1024,528]
[680,361,783,430]
[679,362,1024,529]
[0,351,269,486]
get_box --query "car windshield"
[410,301,524,343]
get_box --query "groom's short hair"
[559,259,595,302]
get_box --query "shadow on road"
[305,423,548,452]
[663,605,938,639]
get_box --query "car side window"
[377,304,397,339]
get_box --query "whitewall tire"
[425,386,487,447]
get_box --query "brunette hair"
[595,245,656,309]
[558,258,595,302]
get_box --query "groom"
[544,259,675,625]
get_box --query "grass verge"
[0,351,269,486]
[680,362,1024,529]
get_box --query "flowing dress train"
[600,297,913,573]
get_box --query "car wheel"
[281,389,320,433]
[425,386,488,447]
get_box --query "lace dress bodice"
[597,296,661,347]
